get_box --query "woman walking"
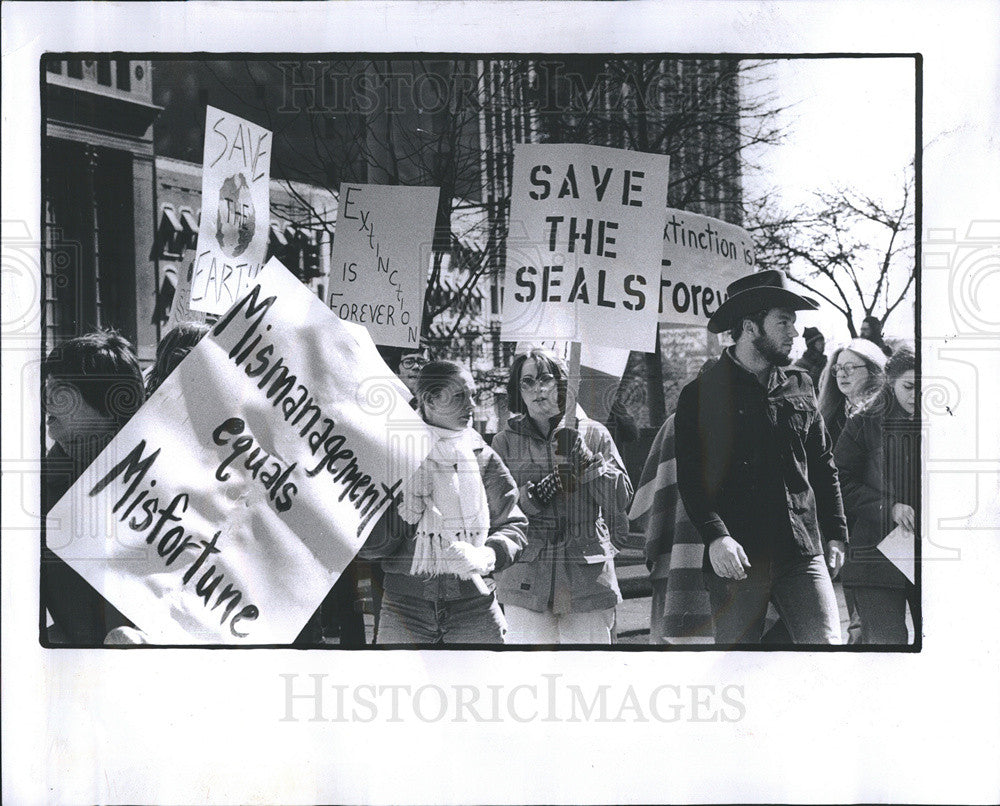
[359,360,527,644]
[491,349,632,644]
[835,345,918,644]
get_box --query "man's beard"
[752,331,792,366]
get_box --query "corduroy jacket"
[675,349,849,567]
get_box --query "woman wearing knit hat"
[794,326,827,390]
[817,338,888,448]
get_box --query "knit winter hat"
[803,326,824,347]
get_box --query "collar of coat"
[703,348,810,398]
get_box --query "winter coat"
[42,442,132,644]
[794,349,827,392]
[358,438,528,601]
[490,414,632,614]
[675,349,849,566]
[835,399,918,590]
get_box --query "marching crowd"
[42,269,917,647]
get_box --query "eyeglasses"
[400,355,428,370]
[833,363,867,376]
[519,373,556,392]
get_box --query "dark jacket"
[358,440,528,601]
[42,442,132,644]
[835,399,918,590]
[491,414,632,613]
[674,349,849,567]
[794,349,827,392]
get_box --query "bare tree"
[746,168,915,337]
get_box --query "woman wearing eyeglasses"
[817,338,888,447]
[490,349,633,644]
[834,345,918,644]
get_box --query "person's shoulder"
[783,366,817,397]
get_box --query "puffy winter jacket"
[490,414,632,613]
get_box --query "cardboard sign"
[501,143,671,352]
[189,106,272,315]
[328,183,440,348]
[659,208,755,326]
[878,525,916,584]
[46,258,430,644]
[164,260,207,332]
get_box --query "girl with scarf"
[835,345,918,644]
[359,361,527,644]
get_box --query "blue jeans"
[376,589,507,645]
[704,554,841,645]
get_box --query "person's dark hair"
[505,348,568,417]
[728,308,771,343]
[862,315,884,339]
[43,329,145,426]
[862,343,916,419]
[146,321,211,395]
[415,360,468,417]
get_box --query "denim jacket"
[675,349,848,565]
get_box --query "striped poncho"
[628,414,714,644]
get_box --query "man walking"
[674,270,848,645]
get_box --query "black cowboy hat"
[707,269,818,334]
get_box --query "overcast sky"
[742,57,917,346]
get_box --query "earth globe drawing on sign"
[215,172,256,258]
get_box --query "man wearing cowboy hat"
[674,269,848,644]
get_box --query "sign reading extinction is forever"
[328,184,440,348]
[659,208,755,327]
[46,258,430,644]
[501,143,671,352]
[189,106,272,315]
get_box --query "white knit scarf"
[403,425,490,580]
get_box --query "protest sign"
[878,525,916,584]
[328,183,440,348]
[164,260,207,332]
[189,106,272,315]
[659,208,755,327]
[46,258,430,644]
[501,143,670,352]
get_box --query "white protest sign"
[501,143,670,352]
[164,260,207,332]
[46,258,430,644]
[189,106,272,315]
[878,525,916,584]
[659,208,755,326]
[328,183,440,348]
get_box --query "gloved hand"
[528,471,562,507]
[553,427,596,473]
[446,541,497,577]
